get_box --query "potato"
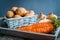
[16,7,27,16]
[25,10,35,16]
[29,10,35,15]
[11,7,18,12]
[14,15,22,18]
[25,11,30,16]
[6,11,14,18]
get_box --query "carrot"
[16,22,54,34]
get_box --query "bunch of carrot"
[16,22,54,33]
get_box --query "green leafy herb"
[49,17,60,29]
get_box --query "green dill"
[49,17,60,29]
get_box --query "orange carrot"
[16,22,54,34]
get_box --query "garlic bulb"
[48,12,57,19]
[39,12,47,19]
[39,19,52,23]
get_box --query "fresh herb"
[50,17,60,29]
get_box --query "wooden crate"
[0,17,60,40]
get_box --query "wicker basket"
[4,15,38,29]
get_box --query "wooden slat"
[0,28,56,40]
